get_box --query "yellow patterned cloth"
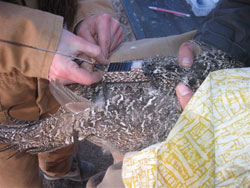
[122,68,250,188]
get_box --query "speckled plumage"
[0,41,245,154]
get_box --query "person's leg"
[109,31,195,62]
[38,93,95,181]
[0,100,43,188]
[0,143,43,188]
[38,145,74,177]
[37,98,74,178]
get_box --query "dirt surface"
[110,0,136,42]
[43,140,114,188]
[43,1,135,188]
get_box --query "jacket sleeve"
[195,0,250,65]
[72,0,115,31]
[0,1,63,79]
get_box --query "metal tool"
[0,38,106,71]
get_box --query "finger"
[66,62,104,85]
[78,27,97,45]
[76,37,109,65]
[78,54,95,72]
[109,22,123,52]
[178,42,201,67]
[49,69,74,85]
[49,68,76,85]
[110,29,123,52]
[175,83,193,110]
[59,70,103,85]
[96,14,112,58]
[76,20,98,45]
[49,56,103,85]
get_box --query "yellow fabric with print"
[122,68,250,188]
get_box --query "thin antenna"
[0,38,106,71]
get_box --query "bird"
[0,41,245,156]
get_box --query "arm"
[0,1,109,85]
[195,0,250,65]
[0,1,63,79]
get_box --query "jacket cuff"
[40,16,63,79]
[72,0,115,32]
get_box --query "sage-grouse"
[0,41,245,154]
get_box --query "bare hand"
[75,14,123,58]
[176,42,201,109]
[49,29,109,85]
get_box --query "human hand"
[49,29,109,85]
[75,14,123,58]
[175,42,201,109]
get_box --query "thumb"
[76,37,109,66]
[176,83,193,109]
[65,61,104,85]
[178,42,201,67]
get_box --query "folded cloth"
[122,68,250,187]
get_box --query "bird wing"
[49,80,93,113]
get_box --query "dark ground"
[43,1,135,187]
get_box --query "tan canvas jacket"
[0,0,114,123]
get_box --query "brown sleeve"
[0,1,63,79]
[73,0,115,31]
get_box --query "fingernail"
[177,83,192,96]
[182,57,192,66]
